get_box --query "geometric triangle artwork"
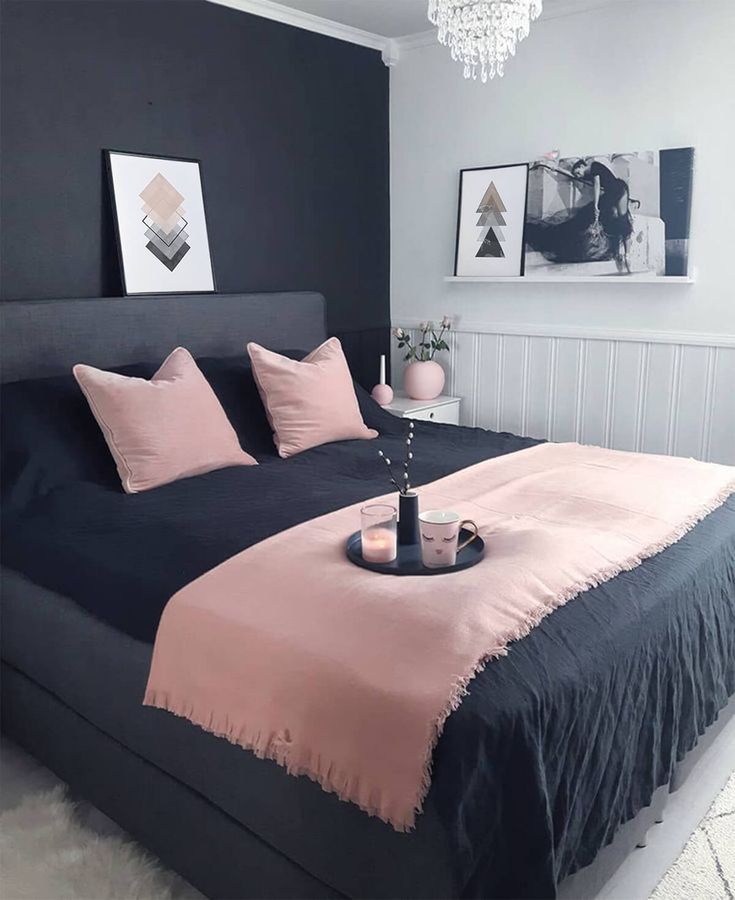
[476,226,504,258]
[476,225,506,242]
[478,181,507,213]
[139,173,190,271]
[475,181,507,258]
[476,208,507,227]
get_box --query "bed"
[1,291,734,900]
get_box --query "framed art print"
[454,163,529,277]
[524,148,694,277]
[106,150,216,295]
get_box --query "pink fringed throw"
[145,443,735,830]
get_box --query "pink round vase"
[371,383,394,406]
[403,360,445,401]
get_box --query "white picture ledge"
[444,275,695,284]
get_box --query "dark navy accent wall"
[0,0,390,385]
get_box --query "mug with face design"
[419,510,479,569]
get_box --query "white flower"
[419,321,427,331]
[442,315,451,329]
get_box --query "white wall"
[390,0,735,463]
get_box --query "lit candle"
[362,525,397,563]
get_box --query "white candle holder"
[360,503,398,563]
[371,353,394,406]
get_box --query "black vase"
[398,491,420,546]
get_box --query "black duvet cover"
[2,367,734,898]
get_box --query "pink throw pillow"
[247,338,378,458]
[73,347,257,493]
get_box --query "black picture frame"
[453,162,530,277]
[523,148,694,277]
[104,149,217,296]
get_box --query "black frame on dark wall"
[453,162,530,277]
[104,149,218,296]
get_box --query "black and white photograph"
[454,163,529,276]
[524,147,694,277]
[106,150,216,295]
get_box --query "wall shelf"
[444,275,695,284]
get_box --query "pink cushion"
[73,348,257,493]
[247,338,378,458]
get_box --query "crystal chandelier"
[427,0,543,82]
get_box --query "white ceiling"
[269,0,431,38]
[214,0,651,48]
[260,0,603,40]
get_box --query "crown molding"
[392,0,626,55]
[393,29,437,53]
[207,0,651,65]
[381,40,401,67]
[206,0,387,52]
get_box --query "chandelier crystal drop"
[427,0,543,82]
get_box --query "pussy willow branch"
[377,421,415,495]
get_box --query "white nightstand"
[383,394,461,425]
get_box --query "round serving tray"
[346,529,485,576]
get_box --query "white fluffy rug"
[0,786,188,900]
[650,770,735,899]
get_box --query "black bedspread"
[3,383,735,898]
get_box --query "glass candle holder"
[360,504,398,563]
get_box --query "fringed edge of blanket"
[142,687,413,830]
[145,480,735,833]
[413,479,735,827]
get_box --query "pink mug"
[419,510,479,569]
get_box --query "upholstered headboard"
[0,292,327,382]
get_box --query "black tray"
[346,529,485,576]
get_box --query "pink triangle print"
[476,181,506,258]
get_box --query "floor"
[1,719,734,900]
[560,700,735,900]
[650,770,734,900]
[0,738,204,900]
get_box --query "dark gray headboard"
[0,292,327,382]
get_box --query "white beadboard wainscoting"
[391,322,735,465]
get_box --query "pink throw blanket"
[145,443,735,831]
